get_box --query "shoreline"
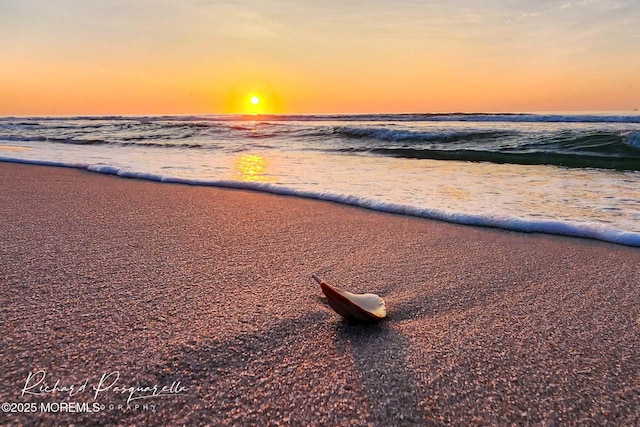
[1,162,639,425]
[1,158,639,248]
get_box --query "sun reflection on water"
[234,154,271,182]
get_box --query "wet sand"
[1,162,639,426]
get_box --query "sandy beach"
[1,162,638,426]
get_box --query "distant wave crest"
[326,127,640,170]
[2,115,640,170]
[3,112,640,124]
[330,126,513,143]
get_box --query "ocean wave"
[624,131,640,149]
[2,157,639,248]
[330,126,513,143]
[0,118,303,147]
[359,147,640,170]
[0,135,205,149]
[4,116,640,172]
[4,113,640,124]
[424,113,640,124]
[207,113,640,124]
[327,129,640,170]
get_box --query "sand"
[0,162,639,426]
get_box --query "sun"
[244,93,266,115]
[226,88,280,115]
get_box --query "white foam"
[275,113,640,124]
[460,114,640,124]
[3,157,639,248]
[0,157,87,169]
[623,131,640,150]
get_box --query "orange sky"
[1,1,638,115]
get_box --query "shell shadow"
[333,320,426,425]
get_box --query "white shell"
[313,274,386,322]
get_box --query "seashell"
[312,274,386,322]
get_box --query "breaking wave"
[3,115,640,170]
[2,157,640,248]
[326,127,640,170]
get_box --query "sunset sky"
[1,0,639,115]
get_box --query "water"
[1,113,639,246]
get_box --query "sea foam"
[3,157,640,248]
[624,131,640,150]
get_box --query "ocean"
[1,113,639,247]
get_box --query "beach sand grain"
[1,162,638,425]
